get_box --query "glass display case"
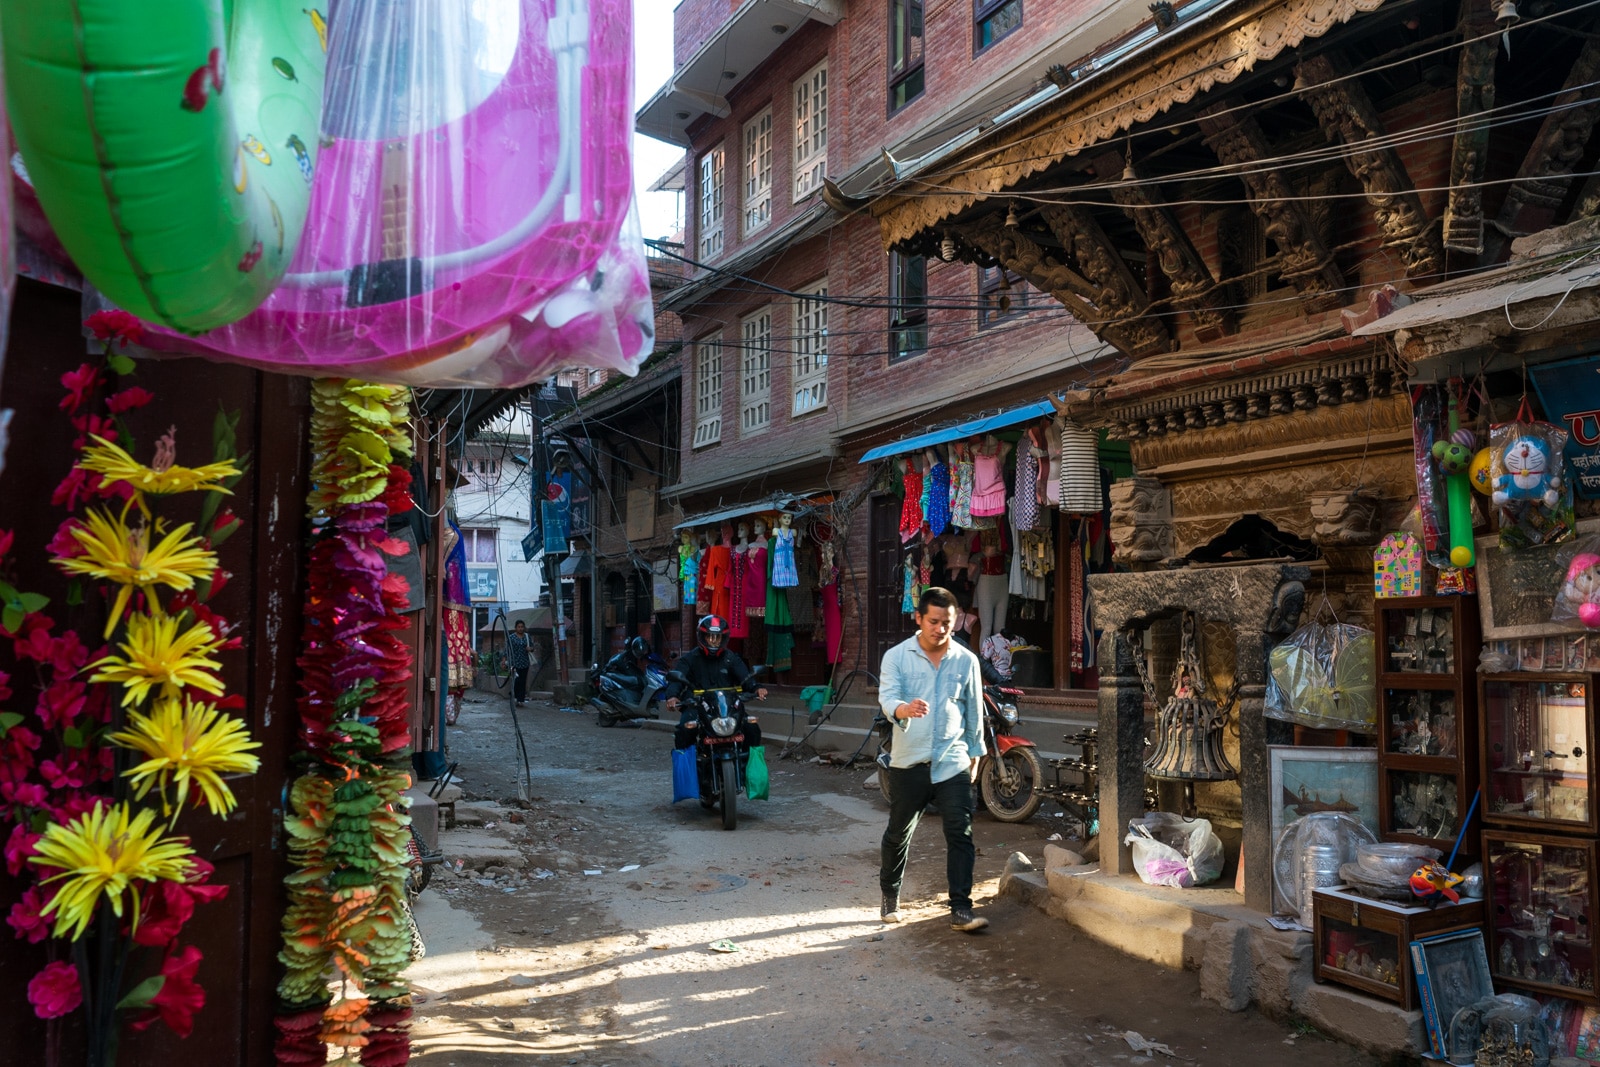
[1375,596,1482,853]
[1480,674,1596,834]
[1484,831,1599,1003]
[1312,886,1485,1010]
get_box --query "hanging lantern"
[1145,615,1237,781]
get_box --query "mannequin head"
[719,523,734,545]
[778,512,793,530]
[753,518,767,539]
[680,529,693,547]
[736,522,749,543]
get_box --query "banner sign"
[1530,355,1600,499]
[541,471,572,555]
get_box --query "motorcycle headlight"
[711,716,739,737]
[999,704,1019,724]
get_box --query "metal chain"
[1127,627,1157,702]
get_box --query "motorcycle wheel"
[720,760,738,830]
[980,746,1044,823]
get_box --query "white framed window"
[697,144,725,260]
[742,109,773,236]
[793,61,828,201]
[693,337,723,448]
[740,309,772,435]
[792,281,829,417]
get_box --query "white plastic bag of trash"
[1123,1031,1175,1056]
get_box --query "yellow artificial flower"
[111,695,261,823]
[89,612,226,707]
[55,507,218,637]
[77,433,240,499]
[30,802,195,940]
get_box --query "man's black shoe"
[881,895,902,923]
[950,907,988,932]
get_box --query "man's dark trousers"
[879,762,976,911]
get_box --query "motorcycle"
[590,659,667,727]
[875,682,1043,823]
[670,668,766,830]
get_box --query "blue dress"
[772,527,799,587]
[926,461,950,536]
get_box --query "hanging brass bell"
[1145,615,1237,781]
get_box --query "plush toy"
[1410,861,1464,906]
[1556,551,1600,629]
[1493,434,1563,509]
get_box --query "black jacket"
[665,648,757,699]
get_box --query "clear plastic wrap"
[1551,535,1600,629]
[1492,404,1575,550]
[1265,617,1378,734]
[140,0,651,386]
[1124,813,1224,889]
[1272,811,1376,920]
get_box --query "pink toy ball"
[1581,603,1600,628]
[1565,553,1600,628]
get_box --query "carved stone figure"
[1309,490,1384,546]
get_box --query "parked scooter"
[591,637,667,727]
[670,667,766,830]
[875,682,1043,823]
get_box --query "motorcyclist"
[601,635,652,703]
[665,615,767,749]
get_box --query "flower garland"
[274,379,415,1067]
[0,346,256,1064]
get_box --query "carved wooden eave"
[1295,54,1444,276]
[873,0,1392,250]
[1487,35,1600,258]
[952,216,1172,358]
[1442,1,1498,255]
[1101,156,1237,342]
[1197,105,1348,311]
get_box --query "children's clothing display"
[951,446,975,528]
[680,542,699,606]
[971,440,1008,516]
[771,526,799,587]
[899,461,924,541]
[926,460,951,535]
[902,554,916,614]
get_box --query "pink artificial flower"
[69,413,117,451]
[4,823,41,876]
[105,386,155,414]
[58,363,100,414]
[46,519,87,561]
[85,309,143,348]
[134,859,228,948]
[38,757,87,792]
[7,886,51,943]
[36,681,88,731]
[27,961,82,1019]
[131,945,205,1038]
[0,529,12,565]
[51,467,99,512]
[1,781,48,808]
[0,669,11,703]
[14,628,83,674]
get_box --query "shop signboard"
[1530,354,1600,499]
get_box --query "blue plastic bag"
[671,747,697,803]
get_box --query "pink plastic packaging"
[144,0,651,386]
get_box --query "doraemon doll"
[1493,434,1563,509]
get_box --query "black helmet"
[627,635,650,659]
[697,615,729,657]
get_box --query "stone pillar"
[1097,630,1148,876]
[1234,629,1295,912]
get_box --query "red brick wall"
[674,0,742,67]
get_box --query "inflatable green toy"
[1,0,327,332]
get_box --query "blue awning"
[857,400,1053,463]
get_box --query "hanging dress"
[729,549,750,637]
[1045,428,1062,509]
[902,553,916,614]
[1014,444,1041,531]
[765,546,794,672]
[926,461,951,536]
[971,442,1008,517]
[899,462,924,542]
[705,543,733,620]
[951,448,975,529]
[744,543,769,617]
[680,543,699,607]
[1060,418,1103,514]
[772,527,799,587]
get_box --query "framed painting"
[1269,746,1380,912]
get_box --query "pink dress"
[743,544,768,617]
[971,444,1008,516]
[729,550,750,637]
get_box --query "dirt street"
[408,691,1379,1067]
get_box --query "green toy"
[1430,391,1477,569]
[2,0,326,331]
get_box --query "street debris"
[618,864,640,872]
[862,772,879,789]
[584,869,602,876]
[707,939,740,953]
[1123,1031,1175,1056]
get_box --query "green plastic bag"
[746,746,770,801]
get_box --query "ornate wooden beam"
[955,217,1170,358]
[1038,204,1170,352]
[1489,35,1600,257]
[1296,54,1444,275]
[1098,153,1236,342]
[1437,2,1499,255]
[1198,104,1347,311]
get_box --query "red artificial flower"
[208,569,232,598]
[131,945,205,1038]
[69,413,118,451]
[46,519,87,561]
[0,669,10,704]
[51,467,100,512]
[105,386,155,414]
[16,630,85,677]
[27,960,82,1019]
[133,859,228,948]
[7,886,52,943]
[35,681,88,732]
[0,528,12,565]
[58,363,100,414]
[85,309,144,348]
[38,755,89,792]
[1,781,47,807]
[4,823,40,876]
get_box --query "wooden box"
[1312,886,1486,1010]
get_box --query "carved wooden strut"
[1441,1,1498,255]
[1296,54,1443,276]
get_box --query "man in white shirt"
[877,586,989,932]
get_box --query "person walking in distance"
[507,620,532,706]
[878,586,989,932]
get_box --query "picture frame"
[1269,746,1380,913]
[1474,519,1600,641]
[1410,928,1493,1061]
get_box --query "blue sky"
[633,5,684,242]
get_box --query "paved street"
[408,690,1377,1067]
